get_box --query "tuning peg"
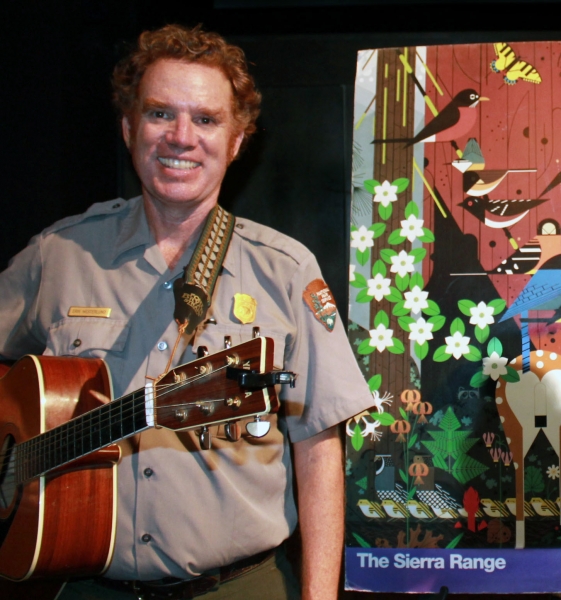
[199,426,212,450]
[225,421,241,442]
[246,416,270,438]
[224,336,232,349]
[252,326,260,338]
[197,346,209,358]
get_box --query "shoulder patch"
[303,279,337,331]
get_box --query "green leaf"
[351,532,371,548]
[475,325,490,344]
[431,453,449,470]
[367,374,382,392]
[414,341,429,360]
[399,469,408,484]
[423,299,441,316]
[489,298,507,314]
[408,433,418,449]
[350,272,367,288]
[358,339,375,355]
[433,346,451,362]
[386,287,403,303]
[452,454,488,485]
[387,338,405,354]
[370,222,386,239]
[378,203,393,220]
[418,228,435,243]
[409,272,424,290]
[399,407,408,420]
[469,370,489,388]
[428,314,446,331]
[502,366,520,382]
[395,274,409,291]
[363,179,380,194]
[392,177,410,193]
[458,299,476,317]
[450,317,465,335]
[487,337,503,357]
[356,248,370,266]
[392,300,409,316]
[407,486,417,501]
[409,247,427,263]
[380,248,397,263]
[372,260,387,277]
[388,229,406,245]
[374,412,396,426]
[404,200,419,218]
[464,346,482,362]
[374,310,389,328]
[351,224,358,232]
[398,316,415,331]
[352,424,364,451]
[356,289,374,303]
[446,534,464,549]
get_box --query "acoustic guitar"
[0,337,285,599]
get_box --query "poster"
[345,41,561,593]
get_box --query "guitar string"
[1,360,258,484]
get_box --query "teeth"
[158,158,199,170]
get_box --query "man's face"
[122,59,244,212]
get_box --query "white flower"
[445,331,471,359]
[403,285,429,315]
[408,317,434,346]
[368,323,394,352]
[547,465,560,480]
[366,273,391,301]
[400,214,424,242]
[469,301,495,329]
[351,226,375,253]
[373,180,398,207]
[350,264,356,282]
[482,351,508,381]
[390,250,415,278]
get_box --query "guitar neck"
[15,387,150,484]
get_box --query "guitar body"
[0,355,119,584]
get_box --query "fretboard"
[14,388,150,484]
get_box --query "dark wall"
[2,1,559,321]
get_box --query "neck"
[143,196,217,270]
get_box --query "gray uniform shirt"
[0,196,372,580]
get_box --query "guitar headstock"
[153,337,280,431]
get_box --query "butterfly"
[491,42,542,85]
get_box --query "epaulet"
[233,216,311,265]
[41,198,130,236]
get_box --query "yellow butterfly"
[491,42,542,85]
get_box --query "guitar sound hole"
[0,435,17,510]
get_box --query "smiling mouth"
[158,158,201,170]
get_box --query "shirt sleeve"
[0,234,47,359]
[281,252,372,443]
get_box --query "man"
[0,25,372,599]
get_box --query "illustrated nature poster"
[345,41,561,594]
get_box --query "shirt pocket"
[45,317,131,358]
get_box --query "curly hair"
[112,24,261,150]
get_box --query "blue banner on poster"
[346,548,561,594]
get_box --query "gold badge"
[233,293,257,324]
[68,306,112,318]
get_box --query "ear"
[230,130,245,162]
[121,115,132,150]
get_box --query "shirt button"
[72,339,82,347]
[112,203,121,209]
[144,468,153,478]
[141,533,152,543]
[157,341,168,351]
[236,223,244,229]
[163,280,173,290]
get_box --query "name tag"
[68,306,112,318]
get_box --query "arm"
[293,425,344,600]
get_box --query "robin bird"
[372,89,488,147]
[461,169,536,197]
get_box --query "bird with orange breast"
[372,89,488,149]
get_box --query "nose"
[166,115,196,149]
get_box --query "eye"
[470,93,476,100]
[151,110,171,120]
